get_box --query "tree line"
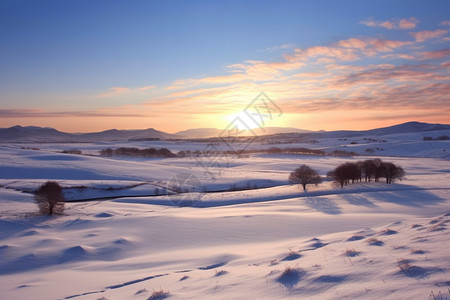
[100,147,176,158]
[289,158,405,191]
[328,159,405,187]
[99,146,358,159]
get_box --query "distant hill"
[0,122,449,143]
[0,126,175,143]
[0,126,73,143]
[312,121,450,139]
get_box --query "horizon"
[1,0,450,132]
[3,120,449,134]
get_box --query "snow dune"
[0,143,449,299]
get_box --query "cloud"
[440,20,450,26]
[398,17,420,29]
[381,53,416,60]
[419,49,450,60]
[361,17,420,30]
[410,29,448,42]
[0,109,145,118]
[287,37,411,62]
[167,60,305,90]
[97,86,130,98]
[137,85,156,91]
[333,63,447,87]
[264,43,296,53]
[97,85,156,97]
[167,35,413,93]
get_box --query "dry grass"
[214,269,228,277]
[410,249,426,255]
[366,237,384,246]
[147,290,169,300]
[344,248,360,257]
[397,259,412,272]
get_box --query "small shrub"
[135,288,148,295]
[147,290,169,300]
[282,250,301,261]
[214,269,228,277]
[397,259,412,272]
[34,181,65,215]
[277,266,305,288]
[366,237,384,246]
[61,149,82,155]
[410,249,426,255]
[344,248,359,257]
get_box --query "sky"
[0,0,449,133]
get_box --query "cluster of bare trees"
[289,159,405,191]
[327,159,405,188]
[100,147,176,158]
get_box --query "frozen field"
[0,142,449,299]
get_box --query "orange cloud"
[97,86,130,97]
[398,18,420,29]
[381,53,415,60]
[137,85,156,91]
[410,29,448,42]
[97,85,156,97]
[167,35,413,92]
[419,49,450,60]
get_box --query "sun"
[225,111,262,131]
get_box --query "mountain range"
[0,121,449,143]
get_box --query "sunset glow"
[0,0,449,133]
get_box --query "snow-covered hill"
[0,124,449,299]
[2,121,449,143]
[0,145,449,299]
[0,126,175,143]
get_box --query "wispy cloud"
[419,49,450,60]
[264,43,296,53]
[440,20,450,26]
[167,36,412,91]
[97,86,130,98]
[0,109,146,118]
[137,85,156,91]
[361,17,420,30]
[381,53,416,60]
[410,29,448,42]
[97,85,156,97]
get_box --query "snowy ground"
[0,143,449,299]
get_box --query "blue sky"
[0,0,449,132]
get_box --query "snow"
[0,135,449,299]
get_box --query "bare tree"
[34,181,65,215]
[373,158,383,182]
[361,159,376,182]
[382,162,405,184]
[330,162,362,188]
[289,165,322,191]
